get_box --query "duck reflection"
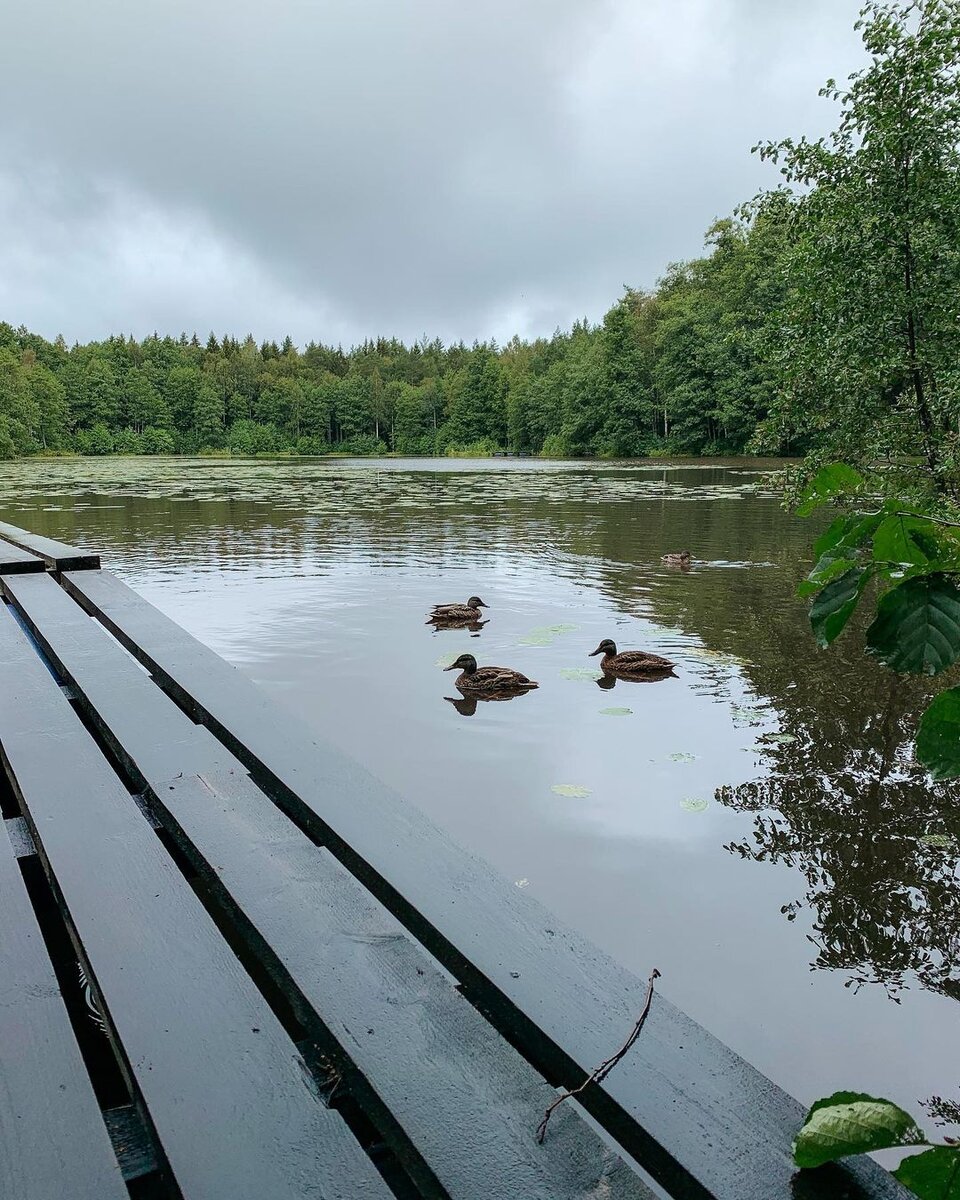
[444,690,536,717]
[593,667,676,689]
[429,617,489,633]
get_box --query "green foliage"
[753,0,960,497]
[809,567,872,647]
[794,1094,959,1198]
[793,1093,926,1169]
[866,574,960,675]
[894,1147,960,1198]
[916,687,960,779]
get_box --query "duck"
[443,653,539,695]
[661,550,693,567]
[588,639,676,677]
[428,595,488,623]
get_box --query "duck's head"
[589,639,617,658]
[444,653,478,674]
[466,596,487,609]
[678,550,692,561]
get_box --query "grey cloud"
[1,0,864,346]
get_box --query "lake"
[1,455,957,1135]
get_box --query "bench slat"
[62,568,910,1200]
[0,539,45,575]
[0,825,128,1200]
[5,570,654,1200]
[0,602,391,1200]
[0,520,99,570]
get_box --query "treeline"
[0,214,790,461]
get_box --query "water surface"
[2,455,957,1132]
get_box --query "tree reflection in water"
[719,677,960,1003]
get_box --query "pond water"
[2,455,958,1134]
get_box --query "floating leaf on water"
[669,752,696,763]
[551,784,592,798]
[434,653,458,668]
[731,703,768,727]
[518,623,579,646]
[514,878,530,889]
[599,707,632,716]
[759,733,797,745]
[919,833,956,850]
[560,667,602,681]
[680,798,708,813]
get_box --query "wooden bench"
[0,522,909,1200]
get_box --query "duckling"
[661,550,693,567]
[428,595,488,623]
[443,653,539,694]
[588,639,676,677]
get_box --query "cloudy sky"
[0,1,864,348]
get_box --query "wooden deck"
[0,523,909,1200]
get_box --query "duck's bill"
[588,647,603,656]
[442,662,459,671]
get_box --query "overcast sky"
[0,1,865,349]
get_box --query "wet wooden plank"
[0,601,391,1200]
[7,570,655,1200]
[62,570,912,1200]
[0,822,128,1200]
[0,539,45,574]
[0,520,99,570]
[103,1105,159,1183]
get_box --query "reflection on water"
[2,455,957,1130]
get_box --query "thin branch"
[536,967,661,1145]
[893,511,960,529]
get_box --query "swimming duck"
[589,639,676,676]
[443,653,539,694]
[428,595,488,623]
[661,550,693,567]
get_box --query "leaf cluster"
[798,463,960,778]
[794,1092,959,1198]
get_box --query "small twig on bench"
[536,967,661,1144]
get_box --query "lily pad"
[518,623,579,646]
[434,653,459,668]
[551,784,592,798]
[680,798,708,813]
[669,752,696,763]
[731,703,768,728]
[514,878,530,889]
[919,833,956,850]
[560,667,602,681]
[759,733,797,745]
[599,707,632,716]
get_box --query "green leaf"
[599,707,632,716]
[680,798,708,812]
[798,553,861,598]
[551,784,591,798]
[894,1146,960,1199]
[814,511,883,560]
[917,687,960,779]
[866,575,960,675]
[810,567,870,647]
[793,1095,925,1169]
[796,464,864,516]
[872,515,934,567]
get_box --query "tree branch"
[536,967,661,1144]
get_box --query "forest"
[0,212,790,461]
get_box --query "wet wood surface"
[0,520,100,570]
[0,822,128,1200]
[62,567,910,1200]
[6,569,654,1200]
[0,598,392,1200]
